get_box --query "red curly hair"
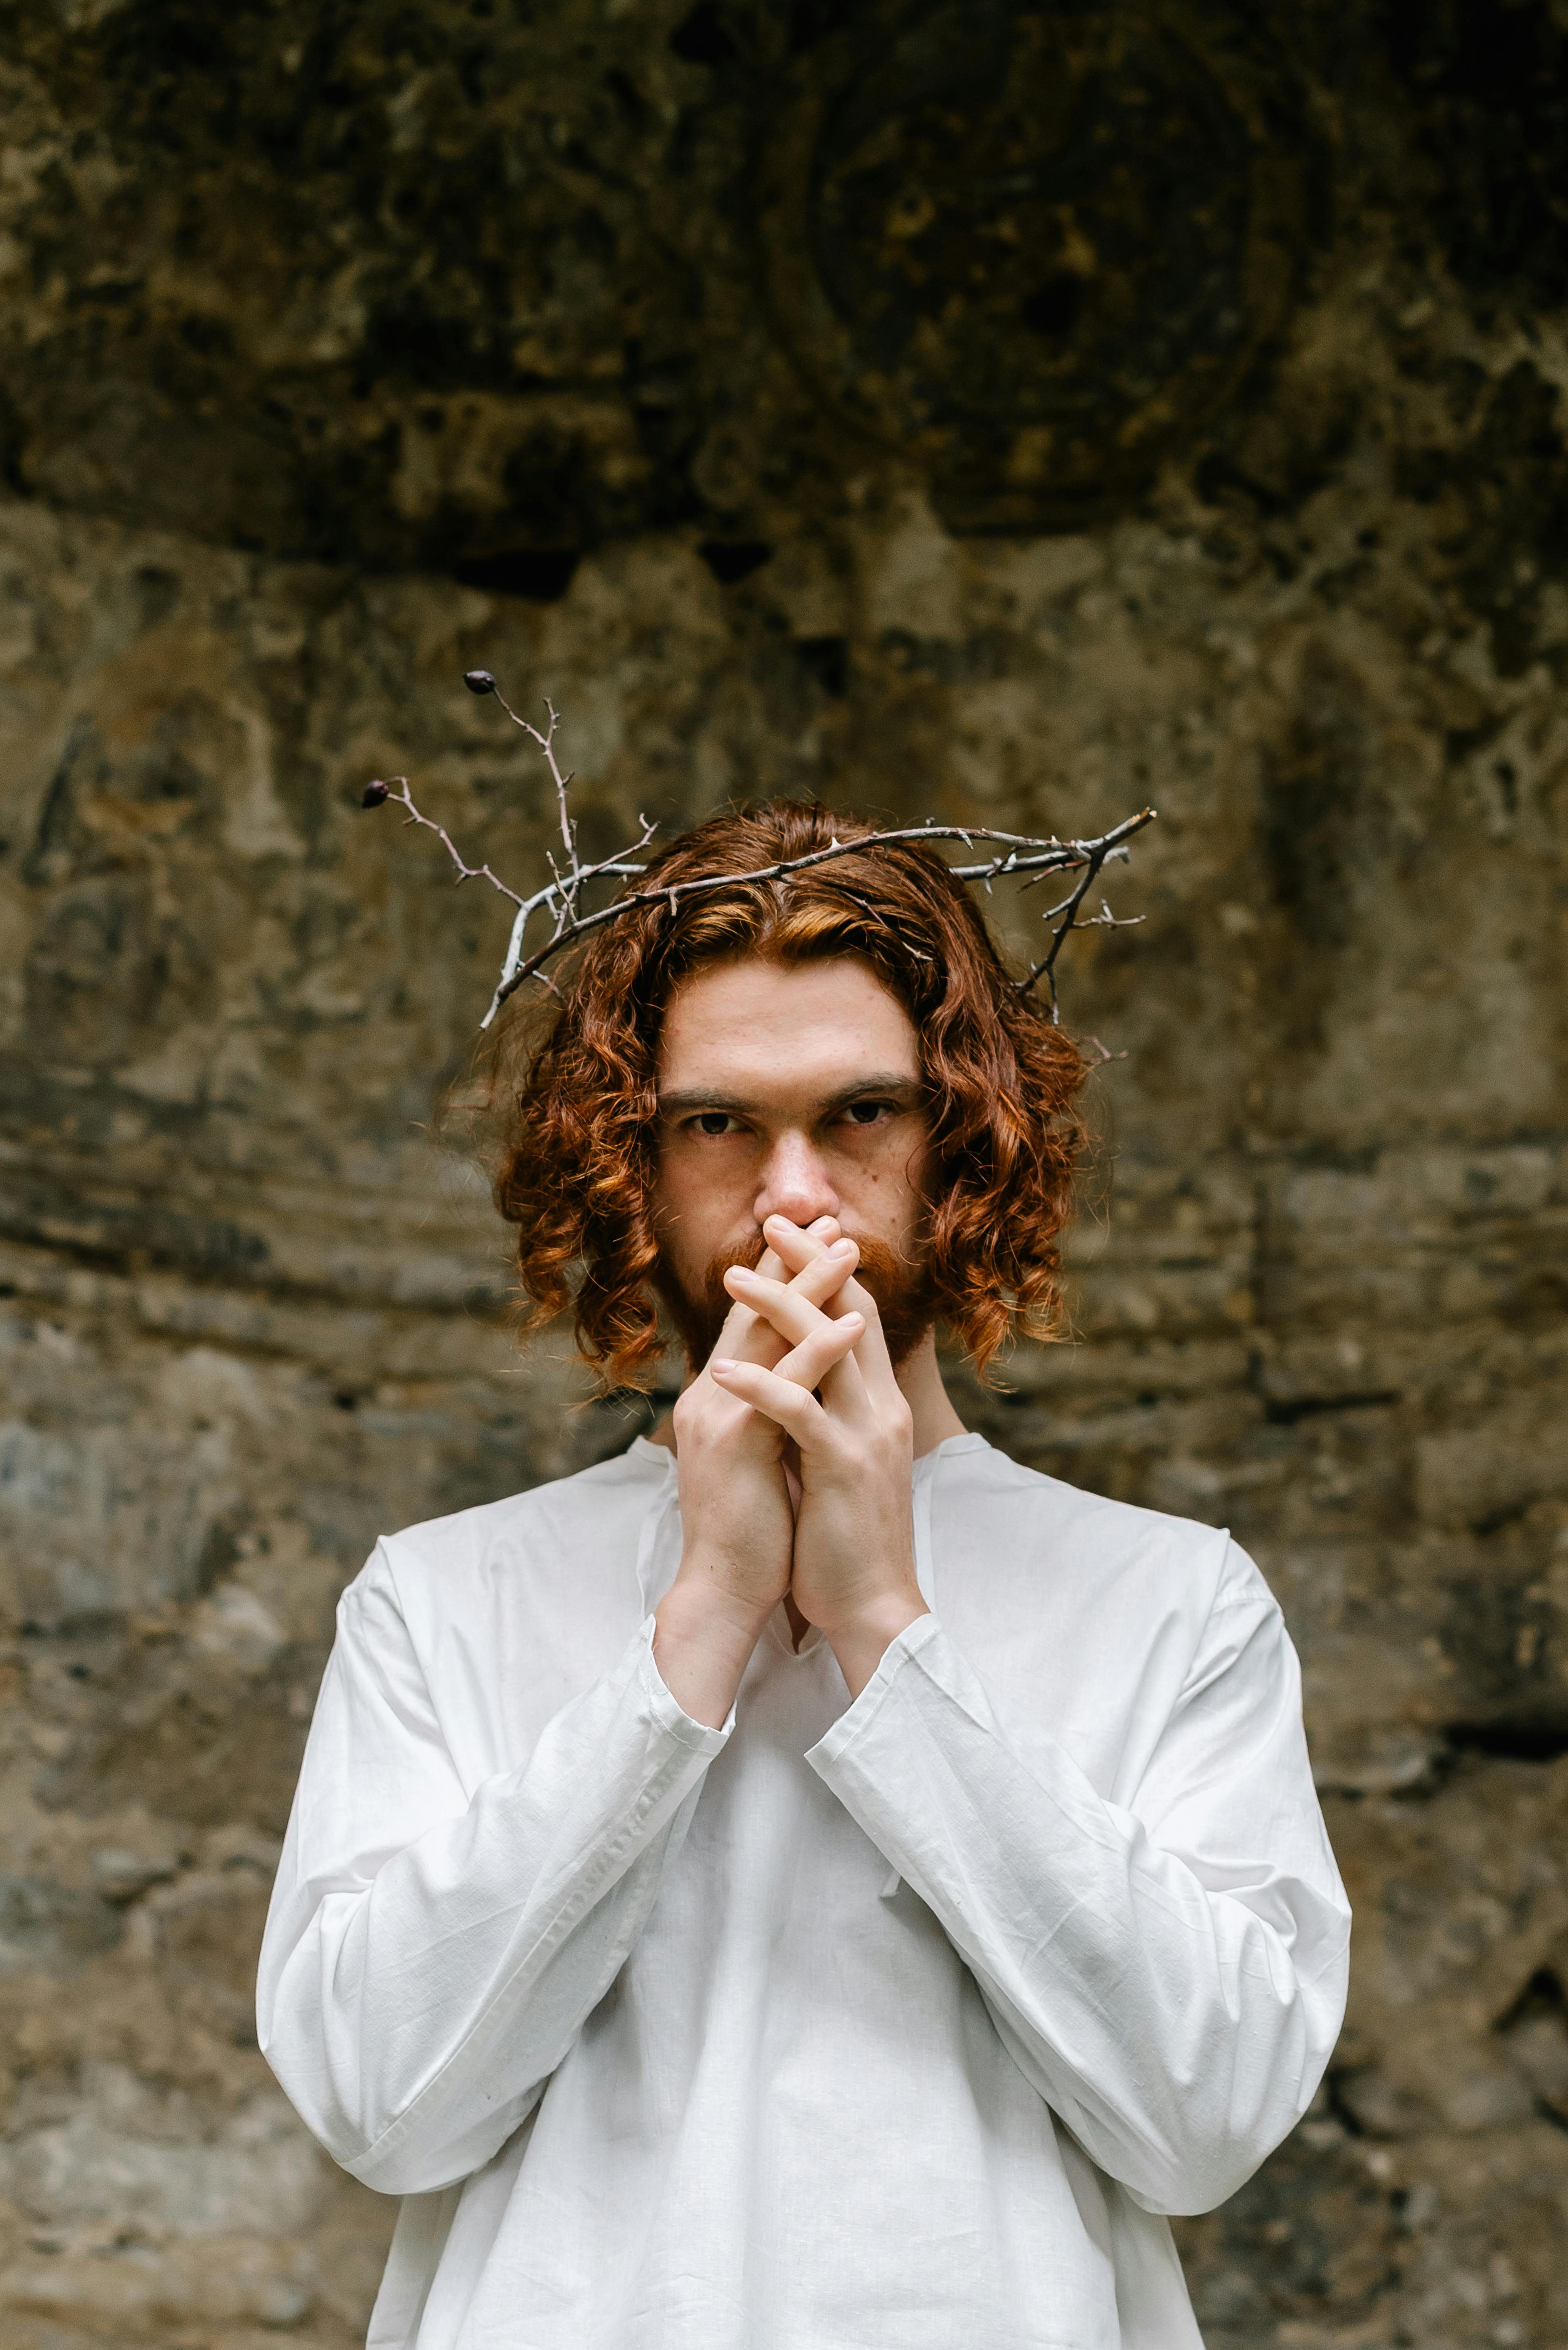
[484,800,1087,1387]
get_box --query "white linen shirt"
[257,1432,1349,2350]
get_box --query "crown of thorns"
[362,670,1156,1032]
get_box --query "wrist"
[662,1555,779,1648]
[652,1567,776,1730]
[658,1570,771,1645]
[824,1589,930,1702]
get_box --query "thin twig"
[1015,851,1148,1024]
[378,778,528,908]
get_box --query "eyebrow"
[657,1073,924,1119]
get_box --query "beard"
[654,1228,937,1378]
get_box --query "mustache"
[655,1227,934,1373]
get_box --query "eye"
[841,1099,895,1128]
[689,1111,740,1137]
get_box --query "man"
[258,802,1349,2350]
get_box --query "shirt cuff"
[804,1609,945,1774]
[638,1613,739,1747]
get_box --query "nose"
[754,1129,840,1230]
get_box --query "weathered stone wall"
[1,2,1566,2342]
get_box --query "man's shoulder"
[358,1442,669,1610]
[941,1435,1251,1613]
[943,1432,1229,1555]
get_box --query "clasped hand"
[659,1214,926,1715]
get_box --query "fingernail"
[711,1358,736,1375]
[829,1239,855,1256]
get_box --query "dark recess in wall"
[452,550,581,601]
[1385,0,1568,307]
[669,2,737,66]
[698,538,774,583]
[1446,1719,1568,1763]
[795,635,849,695]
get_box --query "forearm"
[824,1590,929,1700]
[653,1566,773,1728]
[259,1618,729,2194]
[809,1616,1349,2213]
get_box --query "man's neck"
[650,1329,964,1459]
[893,1330,967,1457]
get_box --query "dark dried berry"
[463,669,497,696]
[361,779,390,807]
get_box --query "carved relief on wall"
[760,0,1313,529]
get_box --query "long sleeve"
[805,1540,1349,2218]
[256,1545,730,2197]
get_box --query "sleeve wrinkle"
[807,1590,1350,2217]
[1170,1531,1267,1706]
[257,1587,727,2197]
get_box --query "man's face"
[651,953,935,1369]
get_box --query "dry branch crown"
[363,673,1156,1030]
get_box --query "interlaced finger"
[709,1238,792,1366]
[772,1310,864,1396]
[764,1214,845,1286]
[756,1219,904,1410]
[729,1260,875,1421]
[816,1266,904,1410]
[723,1259,851,1350]
[784,1236,858,1309]
[705,1221,849,1372]
[708,1358,826,1446]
